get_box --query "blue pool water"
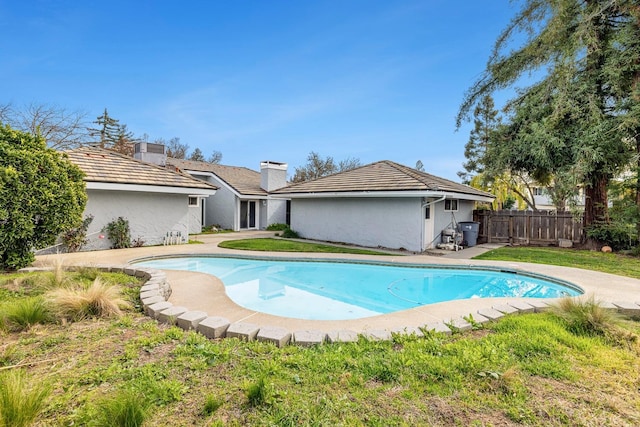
[135,256,582,320]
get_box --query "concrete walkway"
[35,232,640,345]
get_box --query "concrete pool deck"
[35,231,640,345]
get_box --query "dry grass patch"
[48,278,130,321]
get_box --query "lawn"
[218,237,393,255]
[474,246,640,279]
[1,262,639,426]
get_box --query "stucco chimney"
[133,142,167,166]
[260,161,288,192]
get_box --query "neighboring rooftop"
[66,146,218,191]
[167,157,267,196]
[273,160,494,198]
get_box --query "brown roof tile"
[167,158,267,196]
[273,160,493,198]
[66,147,217,191]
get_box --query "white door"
[423,204,434,249]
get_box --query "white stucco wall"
[263,199,287,229]
[290,197,424,251]
[430,199,476,245]
[205,181,237,230]
[188,204,202,234]
[82,190,191,250]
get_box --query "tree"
[163,137,190,159]
[0,125,86,270]
[458,95,500,184]
[189,147,205,162]
[208,150,223,164]
[112,124,136,156]
[0,102,89,150]
[291,152,361,183]
[88,108,122,149]
[457,0,637,244]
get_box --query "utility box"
[458,222,480,247]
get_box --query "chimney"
[133,142,167,166]
[260,161,288,192]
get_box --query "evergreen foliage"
[0,125,86,270]
[457,0,640,242]
[458,95,500,184]
[88,108,122,149]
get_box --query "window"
[188,197,199,207]
[425,205,431,219]
[444,199,458,212]
[532,187,545,196]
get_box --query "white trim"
[86,181,217,196]
[272,190,493,203]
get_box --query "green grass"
[1,266,639,425]
[0,370,51,427]
[474,246,640,279]
[218,238,393,255]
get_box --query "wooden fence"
[473,210,583,245]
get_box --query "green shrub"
[61,215,94,252]
[3,296,51,331]
[266,223,289,231]
[281,227,299,239]
[0,125,86,270]
[585,221,635,251]
[0,369,51,427]
[103,217,131,249]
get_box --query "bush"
[266,223,289,231]
[0,125,87,270]
[103,217,131,249]
[61,215,94,252]
[0,370,51,427]
[281,227,299,239]
[48,278,130,321]
[585,221,635,251]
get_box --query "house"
[165,158,289,231]
[272,160,494,252]
[66,146,218,250]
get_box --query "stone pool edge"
[23,263,640,348]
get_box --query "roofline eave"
[85,181,217,196]
[271,190,494,201]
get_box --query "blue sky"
[0,1,520,181]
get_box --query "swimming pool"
[135,256,583,320]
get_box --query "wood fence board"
[474,210,583,245]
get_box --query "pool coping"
[33,232,640,347]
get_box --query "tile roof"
[273,160,494,198]
[66,146,218,191]
[167,158,267,196]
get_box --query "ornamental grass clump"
[2,296,51,332]
[551,297,639,348]
[84,389,149,427]
[0,370,51,427]
[48,277,130,321]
